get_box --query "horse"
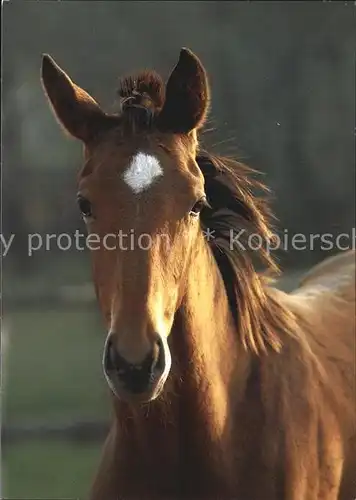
[40,47,355,500]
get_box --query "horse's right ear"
[41,54,110,143]
[157,48,210,134]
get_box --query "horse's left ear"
[157,48,210,134]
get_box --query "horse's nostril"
[141,341,159,372]
[154,337,164,371]
[105,337,123,371]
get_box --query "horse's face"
[41,48,210,403]
[78,131,206,402]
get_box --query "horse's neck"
[170,242,251,437]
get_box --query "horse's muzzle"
[102,333,168,402]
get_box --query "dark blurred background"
[1,1,355,498]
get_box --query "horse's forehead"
[123,152,163,194]
[82,134,200,200]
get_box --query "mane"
[196,152,297,354]
[116,70,165,133]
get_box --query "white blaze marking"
[123,152,163,193]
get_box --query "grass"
[2,306,110,497]
[2,439,102,499]
[3,308,110,423]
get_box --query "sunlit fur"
[41,49,356,500]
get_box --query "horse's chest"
[118,435,234,500]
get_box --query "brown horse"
[41,48,355,500]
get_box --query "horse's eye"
[190,197,208,217]
[77,195,93,218]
